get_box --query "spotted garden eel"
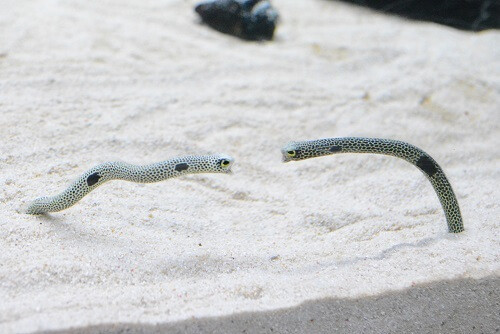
[25,154,234,214]
[281,137,464,233]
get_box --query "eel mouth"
[223,163,234,174]
[220,155,235,173]
[280,144,296,163]
[281,154,292,163]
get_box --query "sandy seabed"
[1,0,499,333]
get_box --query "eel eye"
[220,159,231,167]
[287,150,296,157]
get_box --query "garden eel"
[25,154,234,214]
[281,137,464,233]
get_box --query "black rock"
[195,0,279,40]
[334,0,499,31]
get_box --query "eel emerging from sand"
[25,155,234,214]
[281,137,464,233]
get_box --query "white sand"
[1,0,499,333]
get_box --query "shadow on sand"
[42,276,499,334]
